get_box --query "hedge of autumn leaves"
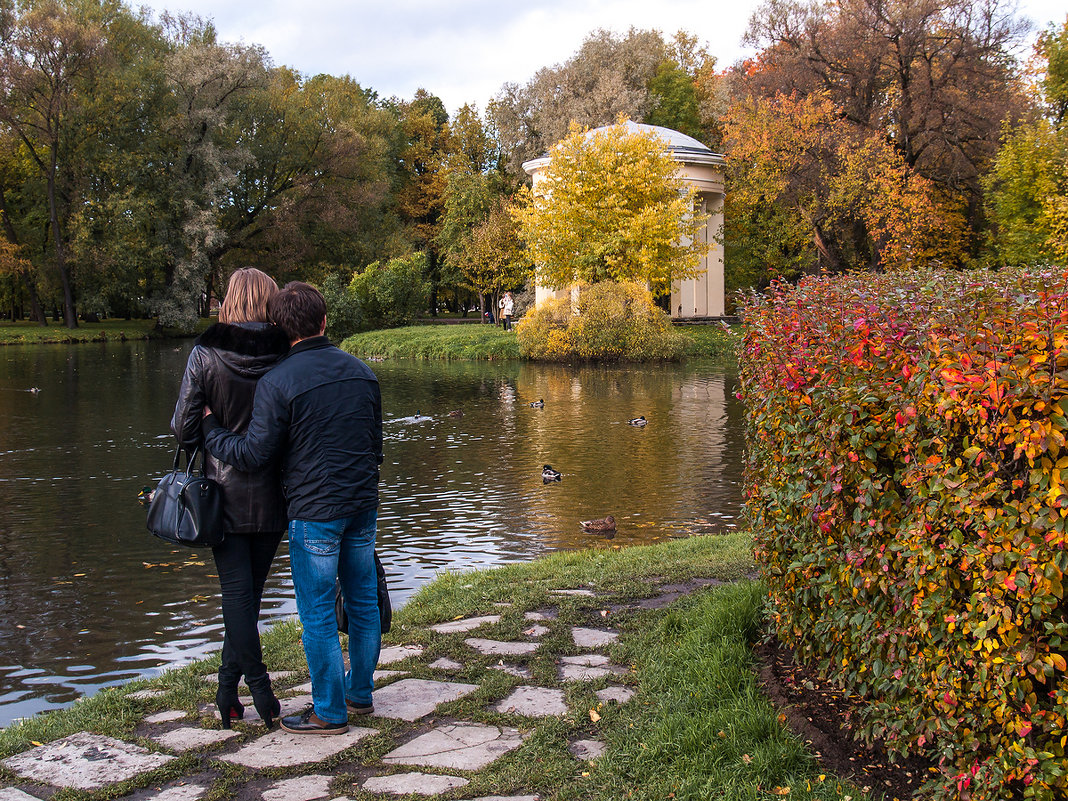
[739,270,1068,800]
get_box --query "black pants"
[212,530,284,690]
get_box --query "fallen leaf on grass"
[589,708,601,722]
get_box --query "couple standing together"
[171,269,381,735]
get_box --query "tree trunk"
[46,156,77,329]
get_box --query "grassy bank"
[342,322,739,362]
[0,318,201,345]
[0,534,873,801]
[343,324,521,360]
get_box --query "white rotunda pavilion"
[522,120,726,320]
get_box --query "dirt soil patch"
[755,639,939,800]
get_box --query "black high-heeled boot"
[248,677,280,728]
[215,685,244,729]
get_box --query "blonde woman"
[171,268,289,728]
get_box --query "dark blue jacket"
[202,336,383,522]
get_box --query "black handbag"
[146,445,225,548]
[335,552,392,634]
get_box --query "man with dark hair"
[202,281,382,735]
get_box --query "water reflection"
[0,342,743,725]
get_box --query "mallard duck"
[628,415,647,427]
[529,398,544,408]
[137,485,155,506]
[581,515,616,532]
[448,409,464,417]
[542,464,562,482]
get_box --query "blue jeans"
[288,507,381,724]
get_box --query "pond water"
[0,340,744,726]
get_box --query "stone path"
[0,582,682,801]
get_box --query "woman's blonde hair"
[218,268,279,324]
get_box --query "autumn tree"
[739,0,1029,233]
[985,16,1068,265]
[515,121,707,296]
[0,0,110,328]
[394,89,451,314]
[724,91,969,285]
[459,197,532,319]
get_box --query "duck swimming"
[448,409,464,417]
[542,464,562,482]
[529,398,544,408]
[628,416,647,427]
[137,485,156,506]
[581,515,616,532]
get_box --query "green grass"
[677,323,742,360]
[0,318,205,345]
[342,322,740,362]
[0,535,873,801]
[342,324,522,360]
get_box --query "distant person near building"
[499,292,514,331]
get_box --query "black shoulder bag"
[335,554,392,634]
[146,445,225,548]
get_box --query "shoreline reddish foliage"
[741,269,1068,800]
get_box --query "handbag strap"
[172,443,206,476]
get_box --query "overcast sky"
[136,0,1068,114]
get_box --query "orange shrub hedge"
[740,269,1068,800]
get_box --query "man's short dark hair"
[268,282,327,341]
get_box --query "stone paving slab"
[144,710,187,723]
[143,784,207,801]
[494,686,567,718]
[559,663,625,682]
[378,645,424,665]
[382,723,526,770]
[522,624,550,637]
[153,727,240,752]
[488,663,532,679]
[569,739,606,760]
[560,654,610,666]
[219,726,376,769]
[526,608,557,620]
[128,688,168,700]
[464,638,539,656]
[372,678,479,721]
[362,772,469,795]
[549,589,595,596]
[262,774,333,801]
[429,615,501,634]
[557,655,627,682]
[0,790,42,801]
[2,731,175,790]
[428,657,464,671]
[596,685,635,704]
[571,627,619,648]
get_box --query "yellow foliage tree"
[514,121,708,297]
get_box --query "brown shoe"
[280,706,349,735]
[346,698,374,715]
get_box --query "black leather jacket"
[202,336,383,522]
[171,322,290,534]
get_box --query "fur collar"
[196,323,290,357]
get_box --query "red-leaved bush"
[740,269,1068,800]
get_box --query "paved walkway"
[0,581,717,800]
